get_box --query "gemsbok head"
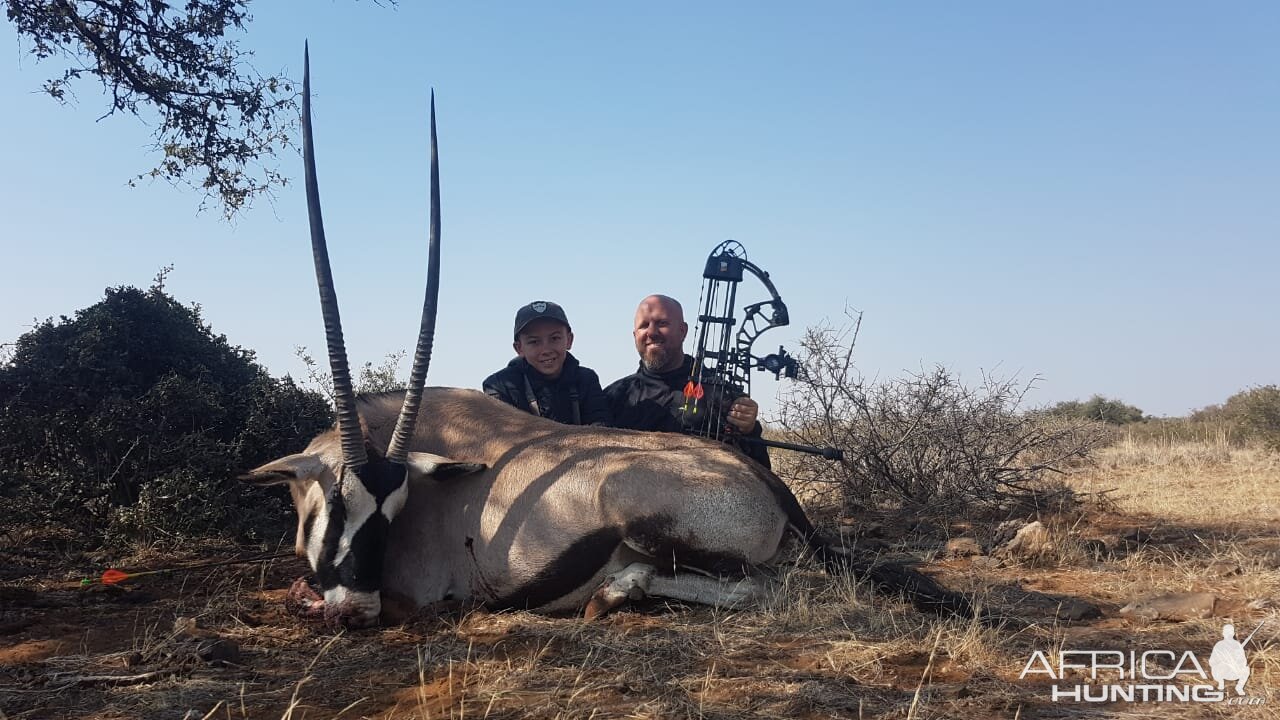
[240,46,462,627]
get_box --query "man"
[483,300,611,426]
[605,294,771,468]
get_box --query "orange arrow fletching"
[100,569,130,585]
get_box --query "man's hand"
[727,396,758,433]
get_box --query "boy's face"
[514,319,573,379]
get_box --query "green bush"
[1203,386,1280,451]
[0,284,332,546]
[1047,395,1146,425]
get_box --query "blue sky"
[2,2,1276,418]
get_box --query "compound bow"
[683,240,843,460]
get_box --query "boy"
[483,301,612,426]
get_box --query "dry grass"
[1073,435,1280,524]
[3,438,1280,719]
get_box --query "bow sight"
[689,240,843,461]
[758,346,799,380]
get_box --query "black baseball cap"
[513,300,570,339]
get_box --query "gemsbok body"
[240,48,971,627]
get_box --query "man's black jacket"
[604,354,771,468]
[482,352,611,426]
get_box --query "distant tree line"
[1046,395,1146,425]
[1189,385,1280,451]
[1047,389,1280,450]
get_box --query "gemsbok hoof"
[584,564,654,619]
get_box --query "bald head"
[633,294,689,373]
[637,295,684,324]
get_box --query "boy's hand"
[727,397,758,433]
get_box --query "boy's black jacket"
[483,352,612,426]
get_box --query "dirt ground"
[2,439,1278,719]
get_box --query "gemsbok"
[239,49,973,628]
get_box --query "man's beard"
[640,343,680,373]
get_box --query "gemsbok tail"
[807,538,974,619]
[744,458,973,618]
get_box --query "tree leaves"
[7,0,297,217]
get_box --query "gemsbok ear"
[238,454,327,486]
[405,452,487,481]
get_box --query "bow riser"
[687,240,842,460]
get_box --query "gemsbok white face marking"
[380,478,410,523]
[330,479,378,568]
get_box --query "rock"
[196,638,241,666]
[944,537,982,558]
[932,683,972,700]
[174,615,215,639]
[856,537,891,552]
[839,518,885,539]
[1055,599,1103,622]
[837,524,890,551]
[991,519,1027,549]
[1120,527,1155,547]
[1081,539,1111,560]
[1205,560,1243,577]
[1095,534,1121,549]
[1091,535,1136,560]
[1119,592,1217,621]
[994,521,1054,561]
[1215,598,1252,617]
[173,616,199,637]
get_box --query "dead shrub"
[773,317,1108,519]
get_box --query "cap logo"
[531,302,547,313]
